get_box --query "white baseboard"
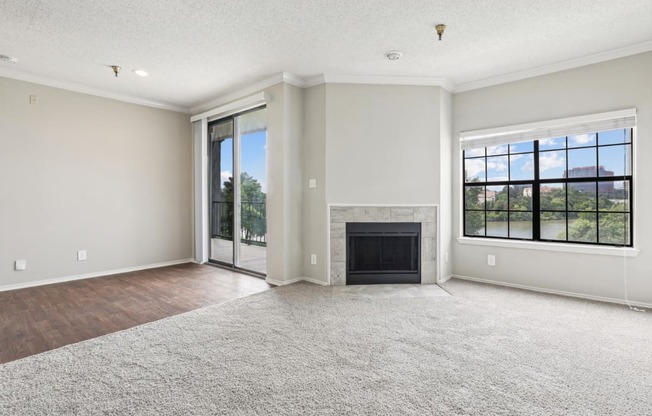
[301,277,329,286]
[265,277,303,286]
[0,259,194,292]
[438,274,453,284]
[452,274,652,310]
[267,277,329,287]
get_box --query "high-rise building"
[564,166,615,192]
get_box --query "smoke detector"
[0,55,18,64]
[385,51,403,61]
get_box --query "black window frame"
[463,128,633,247]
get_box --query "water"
[479,220,570,239]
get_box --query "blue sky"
[219,130,267,192]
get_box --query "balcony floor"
[210,237,267,275]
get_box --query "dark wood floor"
[0,263,272,364]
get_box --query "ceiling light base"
[385,51,403,61]
[435,24,446,41]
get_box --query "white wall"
[281,83,305,280]
[259,82,304,283]
[302,84,327,282]
[439,89,453,281]
[325,84,442,204]
[0,77,192,288]
[452,51,652,305]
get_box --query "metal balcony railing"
[211,201,266,244]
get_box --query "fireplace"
[329,205,437,286]
[346,222,421,284]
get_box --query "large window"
[463,124,633,247]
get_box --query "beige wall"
[325,84,442,204]
[299,84,444,284]
[281,83,305,280]
[302,85,327,282]
[439,89,453,280]
[0,77,192,288]
[263,82,304,283]
[452,51,652,304]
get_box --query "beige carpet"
[1,280,651,415]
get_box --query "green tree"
[564,187,629,245]
[464,181,484,235]
[568,214,597,243]
[222,172,267,244]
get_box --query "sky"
[465,129,631,186]
[219,130,267,193]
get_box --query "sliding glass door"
[208,107,267,275]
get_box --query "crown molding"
[282,72,308,88]
[191,72,455,115]
[5,38,652,114]
[0,67,190,113]
[453,39,652,93]
[321,74,454,92]
[303,74,326,88]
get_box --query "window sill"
[456,237,639,257]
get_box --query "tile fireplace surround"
[329,205,438,286]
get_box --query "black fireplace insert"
[346,222,421,284]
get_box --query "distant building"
[564,166,614,192]
[478,190,496,204]
[522,186,552,197]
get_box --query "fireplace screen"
[346,222,420,284]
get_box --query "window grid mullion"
[462,129,632,247]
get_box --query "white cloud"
[569,134,595,146]
[540,137,565,148]
[487,159,507,172]
[538,152,565,172]
[465,148,484,157]
[487,145,508,156]
[487,176,508,182]
[510,154,524,161]
[220,170,232,185]
[465,159,484,178]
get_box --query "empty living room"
[2,1,652,414]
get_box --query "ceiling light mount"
[0,54,18,64]
[111,65,121,77]
[385,50,403,61]
[435,24,446,41]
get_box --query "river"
[480,219,570,239]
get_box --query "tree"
[239,172,266,243]
[222,172,267,244]
[565,188,629,245]
[464,181,484,235]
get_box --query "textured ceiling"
[1,0,651,111]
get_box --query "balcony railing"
[211,201,266,245]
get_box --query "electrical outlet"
[487,254,496,266]
[15,260,26,271]
[29,95,38,105]
[77,250,87,261]
[310,254,317,265]
[308,179,317,188]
